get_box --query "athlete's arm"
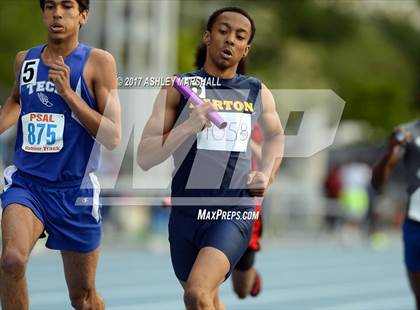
[250,139,263,166]
[371,128,410,191]
[247,84,284,197]
[48,49,121,150]
[137,85,212,171]
[0,51,27,135]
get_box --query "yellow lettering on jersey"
[187,98,254,113]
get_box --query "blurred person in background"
[339,161,372,245]
[323,164,343,233]
[372,118,420,309]
[231,124,264,299]
[137,6,283,310]
[0,0,121,309]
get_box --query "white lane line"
[106,276,408,310]
[314,294,413,310]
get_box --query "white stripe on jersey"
[3,165,18,192]
[408,188,420,222]
[89,172,101,223]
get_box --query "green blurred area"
[0,0,419,134]
[177,0,420,133]
[0,1,45,93]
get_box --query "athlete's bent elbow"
[104,136,120,151]
[136,155,152,171]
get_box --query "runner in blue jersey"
[372,118,420,309]
[0,1,121,309]
[138,7,283,309]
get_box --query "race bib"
[197,112,251,152]
[21,113,65,153]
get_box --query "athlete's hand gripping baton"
[173,77,227,129]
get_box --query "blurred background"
[0,0,419,309]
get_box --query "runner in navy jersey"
[372,118,420,309]
[193,42,265,299]
[138,7,283,310]
[0,0,121,309]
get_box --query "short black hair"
[195,7,254,74]
[40,0,90,12]
[206,6,256,44]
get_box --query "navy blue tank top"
[14,44,100,183]
[171,69,262,209]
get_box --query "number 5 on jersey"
[20,59,40,85]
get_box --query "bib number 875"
[27,123,57,145]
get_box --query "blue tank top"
[171,69,262,209]
[14,44,100,183]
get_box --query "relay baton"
[173,77,227,129]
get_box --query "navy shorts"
[168,207,254,282]
[1,166,102,253]
[403,218,420,272]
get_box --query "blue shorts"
[403,218,420,272]
[1,166,102,253]
[168,207,254,282]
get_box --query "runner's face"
[204,12,252,70]
[42,0,87,40]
